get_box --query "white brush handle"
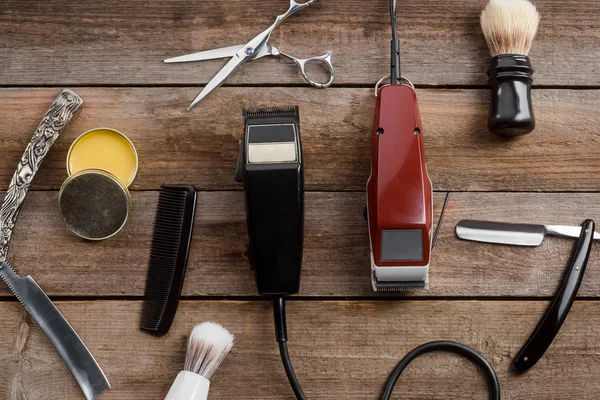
[165,371,210,400]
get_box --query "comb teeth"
[140,185,197,335]
[243,105,299,121]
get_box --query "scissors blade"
[187,53,246,110]
[164,45,244,63]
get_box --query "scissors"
[164,0,335,110]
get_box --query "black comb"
[140,184,197,335]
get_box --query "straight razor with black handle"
[0,90,110,399]
[456,219,600,246]
[456,218,596,372]
[513,219,595,372]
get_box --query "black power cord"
[390,0,401,84]
[381,341,500,399]
[273,296,307,399]
[272,192,501,399]
[273,296,501,400]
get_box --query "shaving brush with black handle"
[481,0,540,136]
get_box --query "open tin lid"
[59,169,131,240]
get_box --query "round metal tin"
[59,169,132,240]
[66,127,138,187]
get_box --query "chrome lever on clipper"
[235,106,304,296]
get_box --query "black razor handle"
[514,219,594,372]
[487,54,535,136]
[237,107,304,296]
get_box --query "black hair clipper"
[235,106,304,296]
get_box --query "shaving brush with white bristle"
[481,0,541,136]
[165,322,234,400]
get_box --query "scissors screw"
[246,47,254,56]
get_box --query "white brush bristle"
[184,322,234,379]
[480,0,540,57]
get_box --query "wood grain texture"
[2,300,600,399]
[1,0,599,86]
[1,88,599,192]
[2,190,600,298]
[3,0,600,398]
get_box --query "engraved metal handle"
[0,89,83,261]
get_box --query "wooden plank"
[2,191,600,298]
[1,88,599,192]
[1,0,598,86]
[2,299,600,399]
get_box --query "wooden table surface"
[1,0,600,399]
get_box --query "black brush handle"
[487,54,535,136]
[514,219,595,372]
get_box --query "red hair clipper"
[367,0,433,291]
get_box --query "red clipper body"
[367,84,433,291]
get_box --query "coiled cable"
[273,296,501,400]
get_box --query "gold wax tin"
[67,127,138,186]
[60,128,138,240]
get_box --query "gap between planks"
[3,84,600,90]
[2,296,600,303]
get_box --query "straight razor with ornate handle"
[0,90,111,399]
